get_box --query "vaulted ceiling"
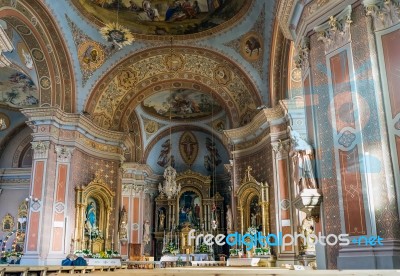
[0,0,281,174]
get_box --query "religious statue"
[143,220,151,244]
[289,130,317,191]
[86,201,96,230]
[119,206,128,240]
[299,216,316,253]
[226,205,233,231]
[251,212,257,227]
[159,209,165,231]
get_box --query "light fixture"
[99,1,134,49]
[158,39,181,200]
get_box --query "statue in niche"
[299,216,315,253]
[226,205,233,230]
[290,130,317,190]
[143,220,150,244]
[85,201,97,230]
[158,209,165,230]
[119,206,128,240]
[251,213,257,227]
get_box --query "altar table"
[226,257,260,267]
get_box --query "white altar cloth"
[160,254,211,262]
[227,257,260,267]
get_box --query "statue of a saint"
[86,201,96,229]
[300,216,315,253]
[251,213,257,227]
[290,130,317,190]
[143,220,150,244]
[226,205,233,231]
[119,206,128,240]
[159,209,165,230]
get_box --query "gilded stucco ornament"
[364,0,400,31]
[314,5,353,55]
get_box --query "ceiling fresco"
[0,67,38,108]
[72,0,250,37]
[142,89,222,120]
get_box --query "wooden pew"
[4,265,29,276]
[27,265,48,276]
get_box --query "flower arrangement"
[247,226,258,235]
[229,248,243,257]
[195,242,212,254]
[162,242,179,255]
[74,249,120,259]
[254,247,270,256]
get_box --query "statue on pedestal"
[290,130,317,191]
[226,205,233,231]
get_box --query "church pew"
[4,265,29,276]
[27,265,48,276]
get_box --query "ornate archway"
[0,0,76,112]
[85,46,262,131]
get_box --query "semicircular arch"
[85,46,262,130]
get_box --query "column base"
[337,239,400,269]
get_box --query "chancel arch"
[85,46,262,131]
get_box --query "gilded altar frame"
[74,173,115,252]
[236,166,270,236]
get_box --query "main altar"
[154,169,224,260]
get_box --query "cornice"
[22,107,127,145]
[223,105,286,147]
[277,0,298,40]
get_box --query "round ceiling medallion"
[0,113,10,131]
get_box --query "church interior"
[0,0,400,272]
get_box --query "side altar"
[73,173,115,253]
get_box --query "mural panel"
[142,89,222,120]
[179,191,201,227]
[0,67,38,107]
[73,0,248,36]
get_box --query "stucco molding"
[364,0,400,31]
[55,145,74,163]
[314,5,353,55]
[31,141,50,160]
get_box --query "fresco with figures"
[73,0,247,36]
[0,67,38,108]
[179,191,201,227]
[142,89,222,120]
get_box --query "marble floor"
[87,268,400,276]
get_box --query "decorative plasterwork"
[0,0,76,112]
[22,107,126,159]
[314,5,353,54]
[86,47,262,130]
[294,37,310,72]
[0,24,13,67]
[276,0,297,40]
[31,141,50,159]
[55,145,74,163]
[223,105,285,146]
[364,0,400,31]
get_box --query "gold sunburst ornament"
[100,22,134,49]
